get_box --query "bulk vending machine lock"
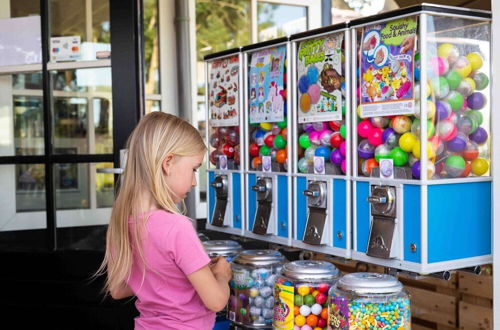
[205,48,245,235]
[243,37,292,245]
[290,23,352,258]
[351,4,492,274]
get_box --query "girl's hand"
[210,256,232,282]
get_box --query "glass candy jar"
[328,273,411,330]
[273,260,340,330]
[228,250,285,328]
[202,239,242,262]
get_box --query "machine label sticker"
[208,55,239,127]
[248,45,286,124]
[297,32,343,123]
[380,158,394,179]
[360,16,417,117]
[273,283,294,329]
[313,156,326,174]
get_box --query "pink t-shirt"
[127,210,215,330]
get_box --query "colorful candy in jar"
[249,118,288,171]
[209,126,240,168]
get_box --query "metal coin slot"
[366,185,398,259]
[303,181,328,245]
[252,177,273,235]
[211,175,228,227]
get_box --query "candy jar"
[228,250,285,328]
[202,240,243,263]
[273,260,340,330]
[328,273,411,329]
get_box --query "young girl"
[98,112,232,329]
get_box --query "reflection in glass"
[0,73,44,156]
[257,2,307,41]
[144,0,160,95]
[55,163,89,209]
[15,164,46,212]
[145,100,160,114]
[50,68,112,155]
[196,0,251,61]
[50,0,111,62]
[53,97,88,154]
[10,0,40,17]
[96,162,114,208]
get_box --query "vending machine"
[205,48,245,236]
[350,4,492,274]
[290,23,352,258]
[242,38,292,245]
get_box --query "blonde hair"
[97,112,206,296]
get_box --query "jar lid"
[233,249,285,266]
[336,273,403,294]
[203,240,242,257]
[282,260,340,281]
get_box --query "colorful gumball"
[330,149,343,165]
[315,146,330,160]
[303,123,314,133]
[382,127,399,148]
[390,147,409,166]
[312,122,327,132]
[260,122,273,131]
[375,144,391,162]
[469,127,488,145]
[435,101,452,121]
[430,76,449,99]
[251,156,262,170]
[466,52,483,71]
[277,117,287,129]
[222,143,235,158]
[430,56,449,76]
[411,119,435,139]
[461,161,472,177]
[438,43,459,64]
[328,120,341,131]
[437,119,457,141]
[276,149,287,164]
[341,159,347,173]
[274,134,287,149]
[445,155,466,177]
[446,70,462,90]
[253,129,266,146]
[264,133,275,147]
[309,131,321,145]
[368,127,383,146]
[411,160,436,179]
[361,158,378,176]
[471,158,489,176]
[299,133,311,149]
[319,130,333,146]
[281,127,288,140]
[399,132,417,152]
[358,139,375,159]
[462,141,479,161]
[298,157,308,173]
[446,91,464,111]
[339,141,346,157]
[456,78,476,97]
[330,132,343,148]
[446,133,468,152]
[210,149,221,165]
[467,92,486,110]
[370,116,389,128]
[452,56,472,78]
[357,120,373,138]
[305,146,317,161]
[260,145,271,156]
[457,114,479,135]
[340,125,347,139]
[472,72,489,90]
[209,133,220,148]
[412,141,435,159]
[391,116,412,134]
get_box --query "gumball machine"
[242,38,292,244]
[350,5,492,273]
[289,24,352,258]
[205,49,245,235]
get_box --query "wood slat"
[458,301,493,330]
[458,271,493,300]
[406,286,457,327]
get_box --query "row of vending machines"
[204,4,492,275]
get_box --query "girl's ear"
[162,154,174,175]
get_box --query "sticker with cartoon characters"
[298,33,343,123]
[248,46,286,124]
[208,55,239,127]
[360,16,417,118]
[272,283,294,329]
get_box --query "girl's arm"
[110,283,134,300]
[188,260,231,312]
